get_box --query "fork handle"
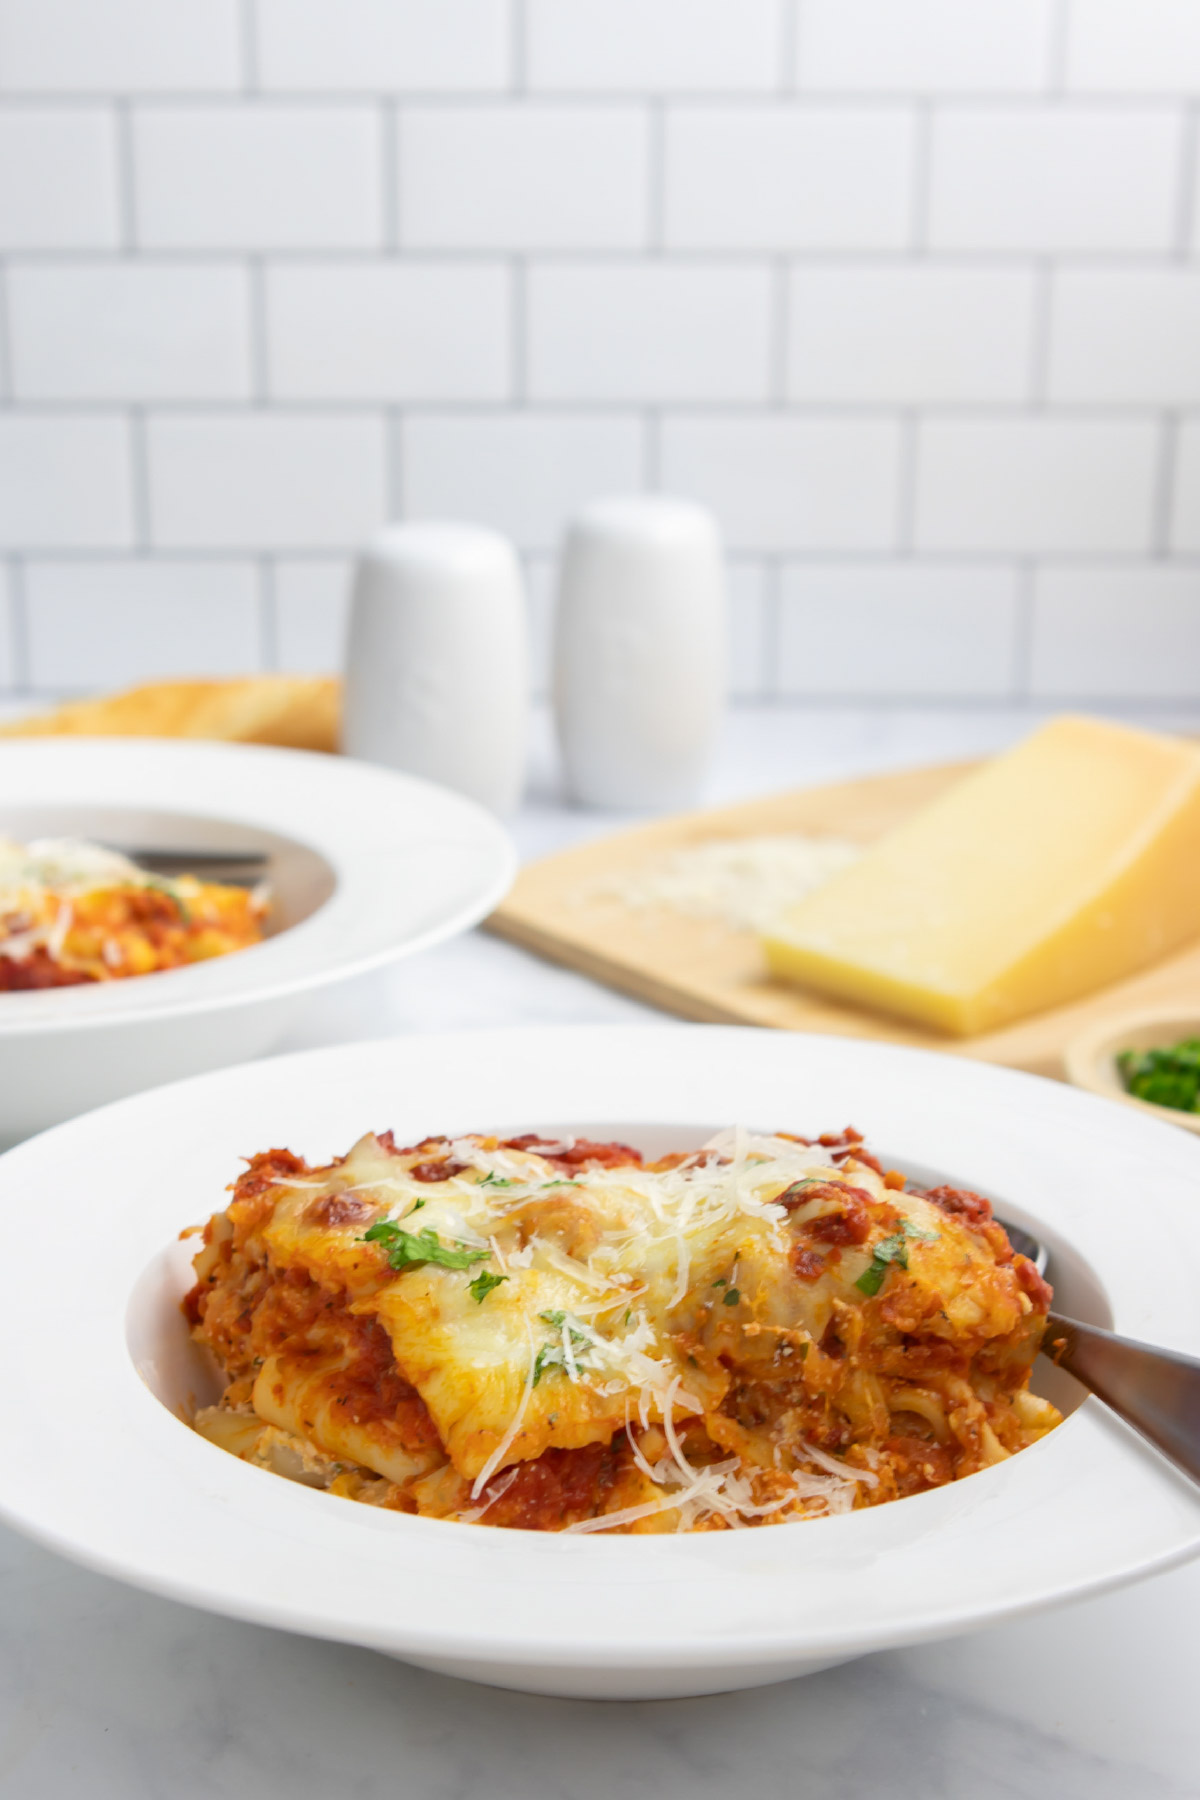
[1045,1311,1200,1484]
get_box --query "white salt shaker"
[553,495,726,810]
[342,522,529,815]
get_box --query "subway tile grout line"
[1174,103,1198,259]
[6,88,1200,110]
[1047,0,1071,95]
[4,247,1195,271]
[115,99,138,253]
[8,558,30,692]
[387,407,404,517]
[788,0,806,92]
[1029,260,1054,406]
[128,408,151,549]
[0,262,11,401]
[896,412,918,554]
[909,101,932,254]
[761,559,782,699]
[648,100,666,252]
[511,256,526,402]
[769,259,789,407]
[381,101,399,251]
[643,410,660,488]
[257,554,276,669]
[15,546,1200,570]
[1011,563,1035,700]
[779,0,799,94]
[1152,413,1179,557]
[248,257,268,402]
[239,0,259,91]
[5,398,1190,421]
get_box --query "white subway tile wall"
[0,0,1196,705]
[146,414,388,550]
[266,263,511,401]
[10,263,253,401]
[797,0,1054,94]
[0,109,121,249]
[25,560,260,689]
[401,413,645,550]
[778,565,1022,699]
[272,558,353,674]
[527,264,773,401]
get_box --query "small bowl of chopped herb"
[1065,1012,1200,1135]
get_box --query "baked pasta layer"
[0,838,266,988]
[185,1127,1060,1533]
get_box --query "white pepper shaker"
[553,495,726,810]
[342,522,529,816]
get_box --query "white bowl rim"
[0,738,516,1034]
[0,1023,1197,1680]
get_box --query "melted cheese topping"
[187,1128,1061,1534]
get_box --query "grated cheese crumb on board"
[580,833,862,933]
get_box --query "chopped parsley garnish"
[361,1219,490,1273]
[1118,1038,1200,1114]
[468,1270,508,1304]
[723,1287,741,1306]
[477,1172,515,1188]
[532,1311,592,1385]
[855,1219,938,1296]
[780,1177,826,1200]
[712,1276,727,1287]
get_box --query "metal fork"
[996,1216,1200,1484]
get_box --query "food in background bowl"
[185,1124,1059,1534]
[0,837,267,990]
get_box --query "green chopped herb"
[712,1276,727,1287]
[468,1271,508,1304]
[855,1219,938,1297]
[1118,1039,1200,1114]
[532,1314,592,1385]
[723,1287,741,1306]
[361,1219,490,1273]
[779,1177,827,1201]
[408,1198,425,1213]
[477,1172,515,1188]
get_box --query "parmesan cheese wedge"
[762,715,1200,1037]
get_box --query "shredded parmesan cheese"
[581,833,862,933]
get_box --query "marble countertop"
[3,703,1199,1800]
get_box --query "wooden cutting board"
[486,757,1200,1079]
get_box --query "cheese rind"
[762,716,1200,1036]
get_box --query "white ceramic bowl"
[0,739,515,1142]
[0,1024,1196,1701]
